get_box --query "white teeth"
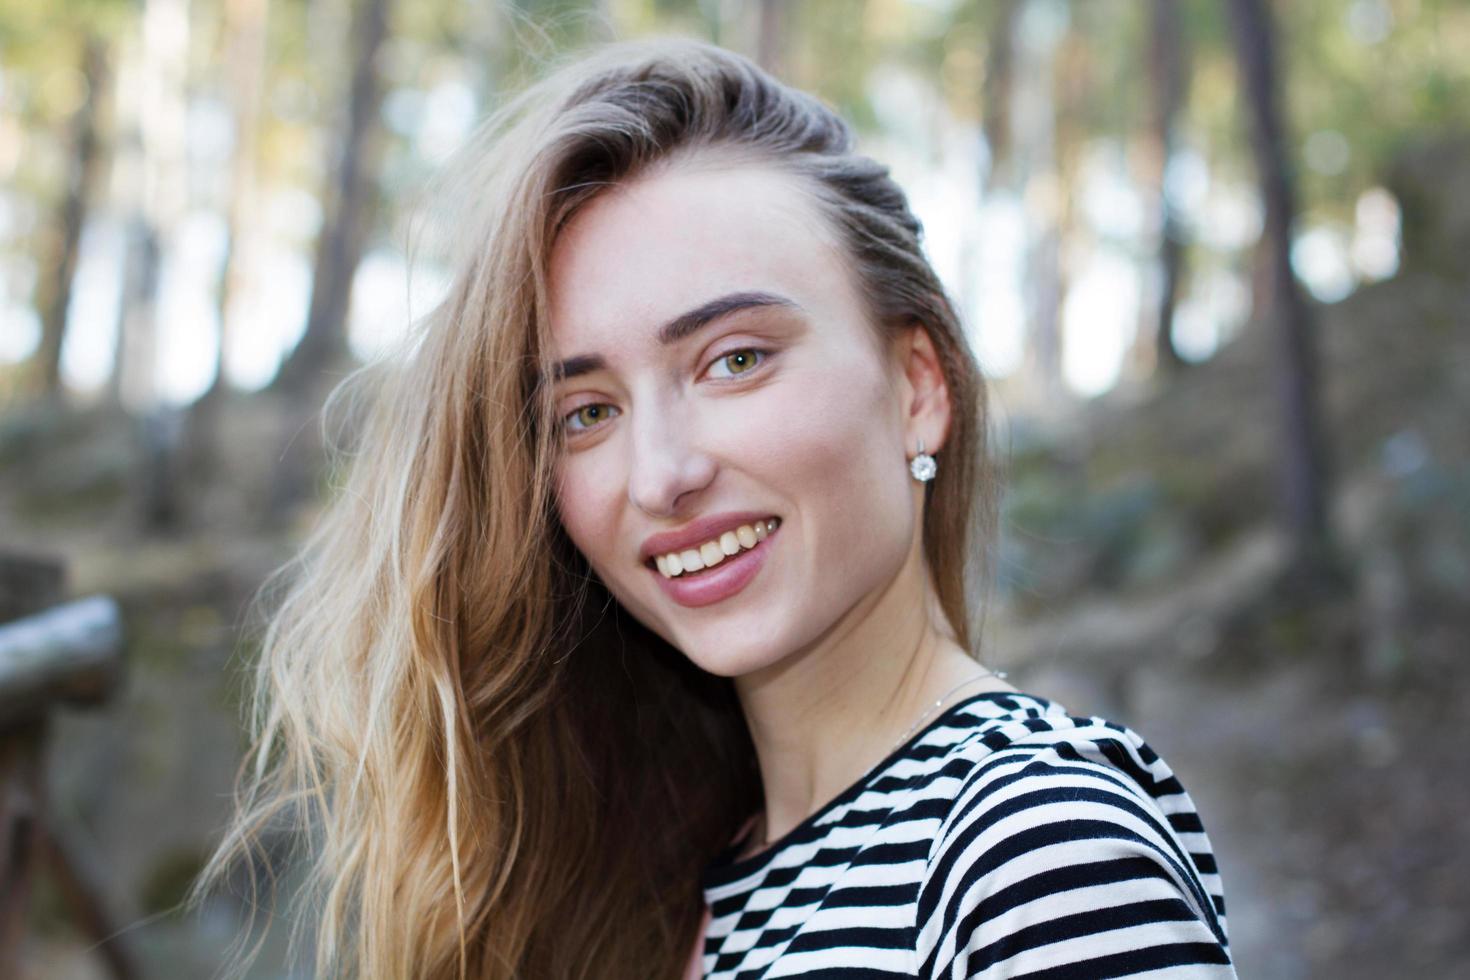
[655,518,780,579]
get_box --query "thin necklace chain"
[887,668,1008,754]
[753,667,1009,847]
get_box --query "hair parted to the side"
[187,34,1001,980]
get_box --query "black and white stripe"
[697,691,1235,978]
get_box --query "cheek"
[740,355,906,527]
[553,461,616,567]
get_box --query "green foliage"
[0,0,128,111]
[1278,0,1470,222]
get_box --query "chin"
[678,637,785,679]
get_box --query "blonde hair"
[189,35,1000,980]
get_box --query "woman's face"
[547,160,939,678]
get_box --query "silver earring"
[909,438,937,483]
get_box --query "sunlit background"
[1,0,1441,408]
[2,1,1468,978]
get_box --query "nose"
[626,396,717,518]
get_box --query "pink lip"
[649,523,779,608]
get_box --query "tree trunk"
[1012,0,1071,415]
[755,0,786,78]
[981,0,1021,193]
[274,0,392,399]
[1225,0,1336,582]
[204,0,270,403]
[109,220,161,408]
[187,0,271,492]
[33,38,109,400]
[110,0,190,415]
[1138,0,1188,376]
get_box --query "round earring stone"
[910,453,937,482]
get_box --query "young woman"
[192,36,1237,980]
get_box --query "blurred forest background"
[0,0,1466,977]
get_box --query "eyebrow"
[550,290,802,382]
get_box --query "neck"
[732,534,1012,852]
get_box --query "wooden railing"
[0,553,137,979]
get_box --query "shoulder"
[914,697,1236,979]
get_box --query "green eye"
[564,403,618,434]
[710,348,766,379]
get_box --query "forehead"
[545,162,858,355]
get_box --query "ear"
[891,321,952,456]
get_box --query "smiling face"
[547,158,932,678]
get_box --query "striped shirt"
[687,690,1235,978]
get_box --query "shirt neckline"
[701,689,1053,891]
